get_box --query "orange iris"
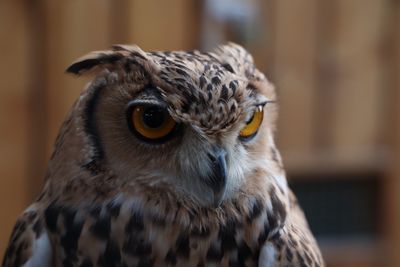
[132,105,176,140]
[239,106,264,139]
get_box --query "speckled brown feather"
[3,43,324,267]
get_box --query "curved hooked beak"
[205,146,227,207]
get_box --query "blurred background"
[0,0,399,266]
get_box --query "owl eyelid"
[256,99,276,107]
[126,99,167,110]
[125,100,175,127]
[128,86,167,108]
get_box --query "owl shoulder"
[2,204,52,267]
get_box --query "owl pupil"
[246,112,255,124]
[142,107,165,128]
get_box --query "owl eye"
[128,104,178,143]
[239,106,264,141]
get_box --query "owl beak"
[206,147,227,207]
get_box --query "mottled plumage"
[2,43,324,267]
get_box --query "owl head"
[45,43,285,208]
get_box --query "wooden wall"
[263,1,398,266]
[0,1,399,266]
[385,1,400,266]
[271,0,391,175]
[0,0,31,256]
[266,1,398,266]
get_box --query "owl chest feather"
[43,189,285,267]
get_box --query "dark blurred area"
[0,0,399,266]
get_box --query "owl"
[2,43,324,267]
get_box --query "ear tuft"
[214,42,254,64]
[111,44,148,60]
[66,51,124,75]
